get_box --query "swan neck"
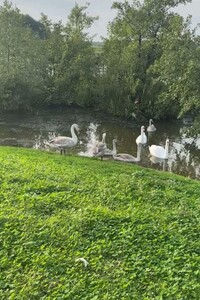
[164,143,169,158]
[112,140,117,156]
[71,125,78,142]
[102,133,106,143]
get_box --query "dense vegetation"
[0,0,200,126]
[0,146,199,299]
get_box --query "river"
[0,107,199,180]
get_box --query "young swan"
[147,119,156,132]
[92,132,107,160]
[112,139,142,162]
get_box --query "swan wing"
[50,136,76,147]
[104,148,113,155]
[149,145,165,158]
[136,135,141,145]
[147,125,156,132]
[136,134,147,145]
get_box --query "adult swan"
[149,139,169,159]
[47,123,79,155]
[136,126,147,145]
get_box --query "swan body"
[136,126,147,145]
[149,139,169,159]
[147,119,156,132]
[75,258,89,268]
[47,123,79,154]
[112,139,142,162]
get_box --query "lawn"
[0,147,199,299]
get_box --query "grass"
[0,146,199,299]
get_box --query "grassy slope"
[0,147,199,299]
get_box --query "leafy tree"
[147,15,200,119]
[39,14,65,104]
[0,1,47,111]
[40,3,100,107]
[100,0,195,118]
[59,3,99,106]
[22,14,46,39]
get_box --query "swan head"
[72,124,80,132]
[141,125,145,132]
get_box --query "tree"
[147,14,200,119]
[0,1,47,111]
[100,0,194,119]
[40,3,100,107]
[56,3,99,106]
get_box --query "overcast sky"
[1,0,200,40]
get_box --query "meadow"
[0,146,199,299]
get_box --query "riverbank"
[0,146,199,299]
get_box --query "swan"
[97,132,116,156]
[46,123,79,155]
[112,139,142,162]
[149,138,169,159]
[92,132,107,160]
[136,126,147,145]
[147,119,156,132]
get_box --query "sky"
[1,0,200,41]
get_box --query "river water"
[0,107,199,180]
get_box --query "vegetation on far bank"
[0,146,199,299]
[0,0,200,131]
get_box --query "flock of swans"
[44,119,170,164]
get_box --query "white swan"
[92,132,107,160]
[147,119,156,132]
[46,123,79,155]
[112,139,142,162]
[136,126,147,145]
[149,138,169,159]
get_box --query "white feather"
[75,257,89,268]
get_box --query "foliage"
[0,0,200,133]
[40,3,100,107]
[0,1,48,111]
[0,146,199,299]
[100,0,200,120]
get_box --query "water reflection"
[0,107,199,180]
[149,155,168,172]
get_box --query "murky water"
[0,107,199,180]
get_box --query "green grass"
[0,146,199,299]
